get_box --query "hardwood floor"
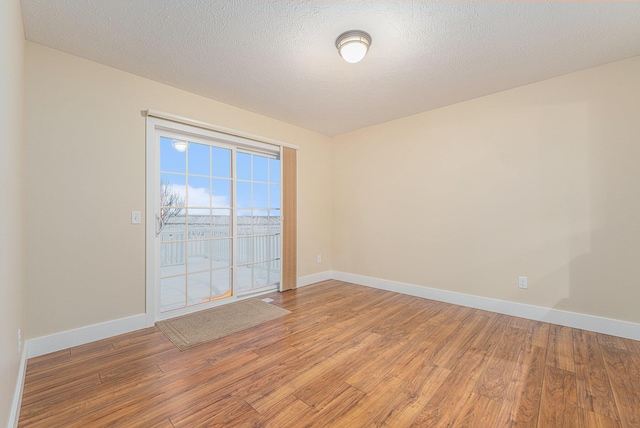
[18,281,640,427]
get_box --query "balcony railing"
[160,215,281,267]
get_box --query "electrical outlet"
[518,276,528,289]
[17,328,22,354]
[131,210,141,224]
[317,255,322,264]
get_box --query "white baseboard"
[23,269,639,360]
[27,314,147,359]
[332,271,640,341]
[297,270,332,288]
[25,271,333,359]
[8,343,28,428]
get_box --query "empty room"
[2,1,640,427]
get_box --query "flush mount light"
[335,30,371,64]
[172,140,187,152]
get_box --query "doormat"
[156,299,290,350]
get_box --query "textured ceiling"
[21,1,640,136]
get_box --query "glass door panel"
[235,151,281,294]
[159,136,233,313]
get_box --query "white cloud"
[171,184,230,208]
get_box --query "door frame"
[144,112,296,326]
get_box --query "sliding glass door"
[148,120,282,319]
[158,137,234,312]
[236,151,281,294]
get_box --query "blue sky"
[160,137,280,212]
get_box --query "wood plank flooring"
[18,281,640,427]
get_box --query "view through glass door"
[236,151,281,293]
[156,132,281,316]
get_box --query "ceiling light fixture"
[173,140,187,152]
[335,30,371,64]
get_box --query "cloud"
[171,184,230,208]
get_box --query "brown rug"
[156,299,290,350]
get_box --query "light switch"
[131,211,141,224]
[518,276,528,289]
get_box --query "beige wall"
[0,0,25,424]
[25,42,332,339]
[333,56,640,324]
[22,39,640,343]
